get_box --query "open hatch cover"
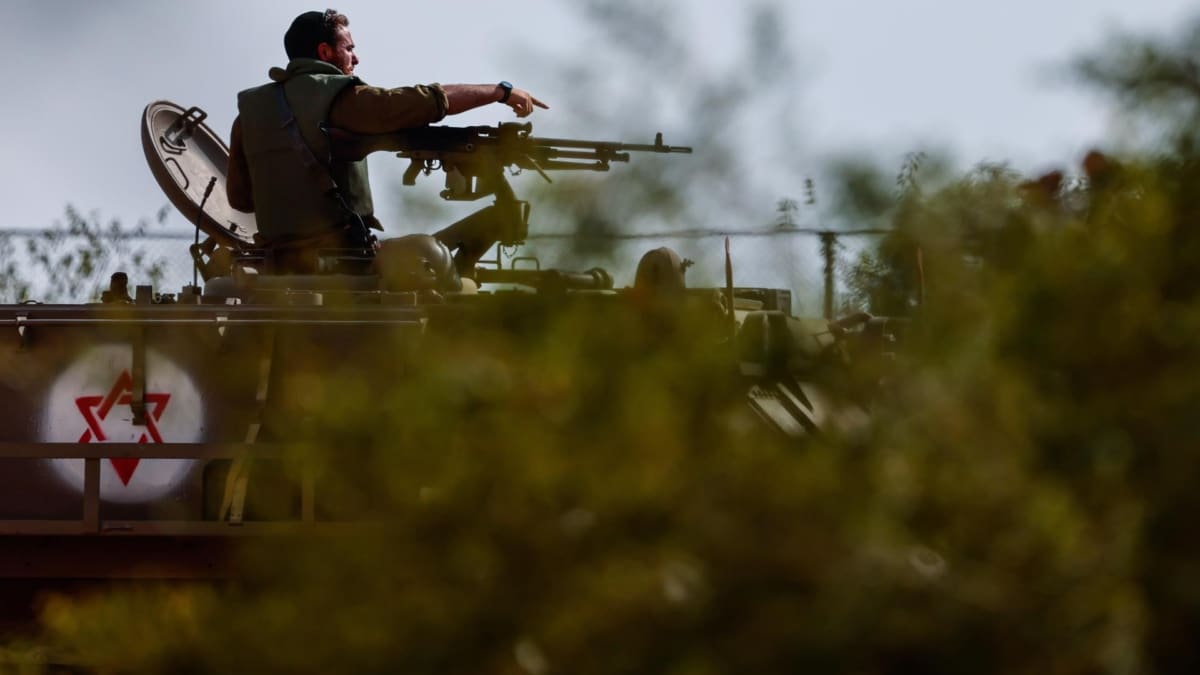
[141,100,258,250]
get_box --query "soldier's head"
[284,9,358,75]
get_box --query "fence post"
[820,232,837,320]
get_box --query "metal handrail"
[0,443,323,536]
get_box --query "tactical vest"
[237,59,375,241]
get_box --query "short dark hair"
[284,9,349,60]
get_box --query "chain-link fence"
[0,227,196,303]
[523,226,888,317]
[0,224,887,313]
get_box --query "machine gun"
[322,122,692,277]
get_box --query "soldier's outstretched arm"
[443,83,549,118]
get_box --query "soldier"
[226,8,547,272]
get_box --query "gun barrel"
[327,124,693,163]
[529,136,693,154]
[538,148,631,162]
[535,160,613,172]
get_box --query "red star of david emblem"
[75,370,171,485]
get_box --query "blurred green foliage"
[9,7,1200,675]
[13,152,1200,672]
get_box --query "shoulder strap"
[273,83,377,250]
[274,83,334,180]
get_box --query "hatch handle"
[162,106,208,150]
[510,255,540,271]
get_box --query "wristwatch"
[497,81,513,104]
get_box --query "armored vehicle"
[0,101,900,627]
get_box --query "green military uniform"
[236,59,375,242]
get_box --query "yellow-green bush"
[15,13,1200,674]
[18,160,1200,671]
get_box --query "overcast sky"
[3,0,1196,302]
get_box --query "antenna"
[193,177,217,289]
[725,237,735,339]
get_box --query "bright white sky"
[2,0,1196,305]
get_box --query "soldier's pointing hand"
[507,89,549,118]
